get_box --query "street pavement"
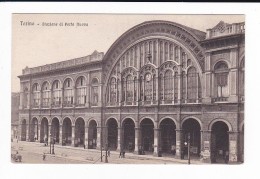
[11,141,203,164]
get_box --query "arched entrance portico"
[62,118,72,145]
[160,118,176,155]
[211,121,229,163]
[182,118,201,158]
[122,118,135,152]
[75,118,85,147]
[30,118,38,142]
[88,120,97,149]
[40,118,49,143]
[140,118,154,153]
[51,118,60,144]
[21,119,27,141]
[107,118,118,150]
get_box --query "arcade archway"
[122,118,135,152]
[160,118,176,155]
[30,118,38,141]
[40,118,49,143]
[75,118,85,147]
[62,118,72,145]
[182,118,201,158]
[51,118,60,144]
[140,118,154,153]
[88,120,97,149]
[107,118,118,150]
[211,121,229,163]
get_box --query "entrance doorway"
[88,120,97,149]
[140,118,154,153]
[160,118,176,155]
[75,118,85,147]
[51,118,60,144]
[182,118,201,158]
[62,118,72,145]
[211,121,229,163]
[107,118,118,150]
[123,118,135,152]
[40,118,49,143]
[30,118,38,142]
[21,119,27,141]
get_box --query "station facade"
[18,20,245,163]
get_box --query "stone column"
[134,127,140,154]
[153,128,160,156]
[175,129,183,159]
[229,131,239,163]
[85,126,88,149]
[117,127,122,151]
[201,130,212,163]
[71,125,75,146]
[59,125,63,145]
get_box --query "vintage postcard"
[11,13,245,165]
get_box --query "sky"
[12,14,244,92]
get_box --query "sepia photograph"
[11,13,245,165]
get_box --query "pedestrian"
[122,151,125,158]
[225,150,229,164]
[43,152,46,161]
[119,150,122,158]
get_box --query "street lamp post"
[52,138,55,154]
[187,133,191,165]
[105,143,108,163]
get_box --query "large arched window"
[42,82,50,108]
[32,83,40,108]
[239,59,245,101]
[214,62,229,101]
[91,78,99,106]
[63,78,73,107]
[187,67,198,103]
[76,76,87,106]
[164,70,173,103]
[52,80,61,107]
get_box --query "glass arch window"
[214,62,229,101]
[63,78,74,107]
[42,82,50,108]
[52,80,61,107]
[144,73,152,102]
[126,75,133,103]
[76,76,87,106]
[32,83,40,108]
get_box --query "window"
[109,77,117,105]
[187,67,198,103]
[76,76,87,106]
[214,62,229,101]
[63,78,73,107]
[32,83,40,107]
[126,75,133,103]
[52,80,61,107]
[23,88,29,108]
[42,82,50,107]
[164,70,173,103]
[91,78,99,106]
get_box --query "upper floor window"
[63,78,73,107]
[109,77,117,105]
[23,87,29,108]
[52,80,61,107]
[239,59,245,100]
[76,76,87,106]
[42,82,50,107]
[187,67,198,103]
[32,83,40,107]
[214,62,229,101]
